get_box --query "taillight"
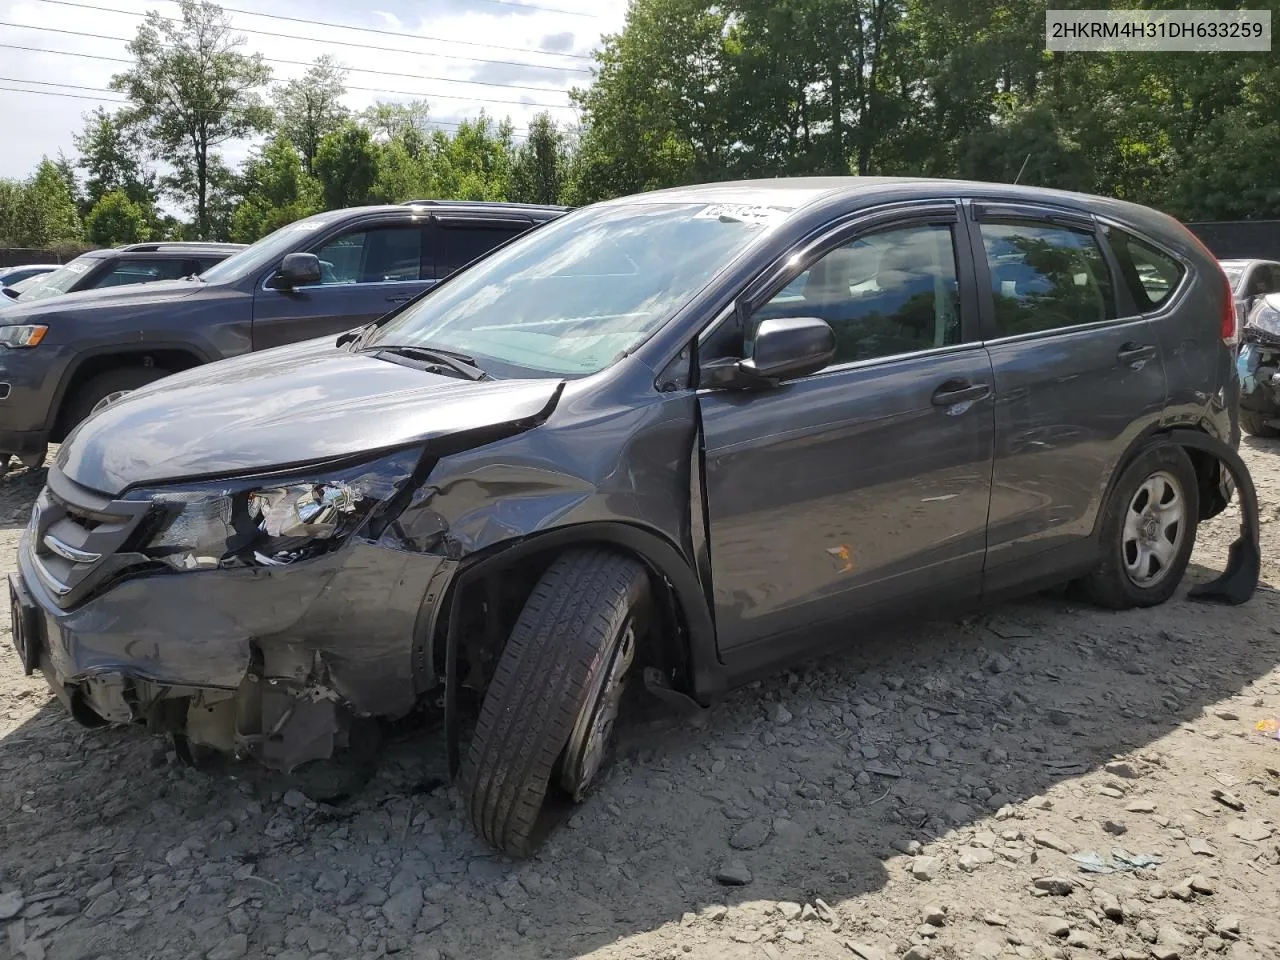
[1181,224,1237,345]
[1219,269,1238,346]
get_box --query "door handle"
[1117,342,1157,366]
[932,381,991,407]
[386,295,412,304]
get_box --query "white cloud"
[0,0,628,189]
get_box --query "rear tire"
[1239,407,1280,438]
[460,549,650,858]
[1078,443,1199,610]
[62,366,171,432]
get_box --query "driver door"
[252,219,435,350]
[697,203,995,658]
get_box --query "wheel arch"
[434,520,722,705]
[49,342,213,439]
[1094,422,1232,538]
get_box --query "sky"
[0,0,629,183]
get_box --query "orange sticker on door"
[826,544,854,574]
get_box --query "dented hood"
[56,337,564,495]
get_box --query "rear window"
[1108,229,1185,311]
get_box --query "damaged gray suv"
[9,178,1260,858]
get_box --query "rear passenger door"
[431,215,533,279]
[252,219,434,350]
[971,202,1167,591]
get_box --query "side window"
[1107,229,1185,312]
[980,220,1115,336]
[312,225,424,284]
[93,258,192,288]
[438,224,529,277]
[751,223,962,366]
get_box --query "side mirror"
[700,316,836,389]
[276,252,321,289]
[1,287,18,300]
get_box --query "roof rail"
[118,241,246,252]
[401,199,569,212]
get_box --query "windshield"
[199,213,339,284]
[365,201,790,376]
[1221,263,1245,291]
[13,255,98,302]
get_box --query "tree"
[568,0,726,202]
[273,55,349,175]
[111,0,271,238]
[0,180,24,246]
[313,121,379,209]
[232,135,321,241]
[74,107,155,208]
[434,113,515,201]
[16,159,83,246]
[52,150,83,214]
[370,135,431,204]
[85,190,150,245]
[510,113,568,205]
[362,100,431,149]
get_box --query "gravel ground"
[1,442,1279,960]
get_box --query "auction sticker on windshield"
[693,204,790,228]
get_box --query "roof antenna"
[1013,153,1031,185]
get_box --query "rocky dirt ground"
[2,443,1279,960]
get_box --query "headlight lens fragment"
[133,452,417,572]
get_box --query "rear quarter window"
[1108,229,1186,312]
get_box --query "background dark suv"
[0,201,565,472]
[2,242,245,305]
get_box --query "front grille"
[28,468,151,608]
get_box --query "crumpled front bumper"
[14,527,455,767]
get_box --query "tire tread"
[460,549,648,857]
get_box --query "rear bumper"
[12,528,455,768]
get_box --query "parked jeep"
[9,178,1255,859]
[1,242,244,306]
[0,202,565,472]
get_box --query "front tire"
[460,549,650,858]
[62,366,172,433]
[1079,443,1199,610]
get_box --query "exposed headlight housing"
[0,324,48,348]
[129,450,420,572]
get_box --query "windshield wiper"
[370,343,490,382]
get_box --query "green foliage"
[74,107,155,208]
[434,114,515,201]
[231,135,321,241]
[510,113,569,205]
[274,55,350,175]
[85,190,150,246]
[12,0,1280,239]
[10,159,84,247]
[111,0,272,237]
[313,121,380,209]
